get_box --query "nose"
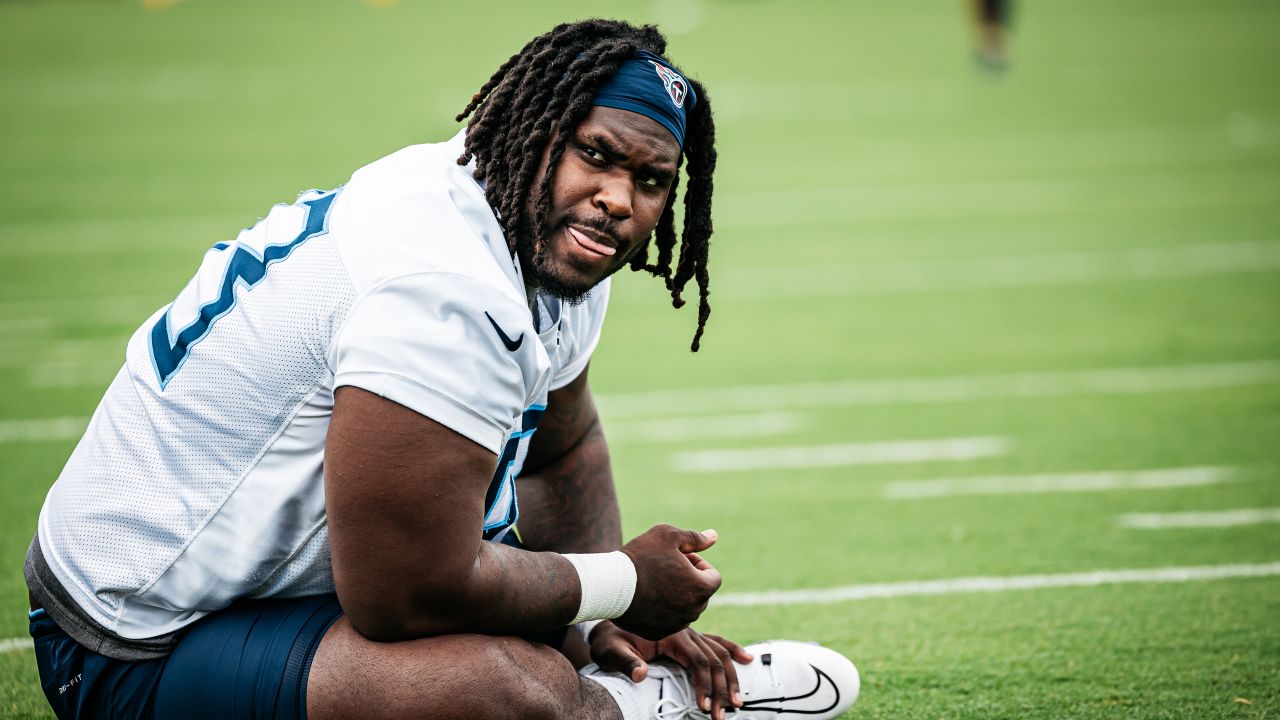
[593,173,634,220]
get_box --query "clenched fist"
[614,525,722,640]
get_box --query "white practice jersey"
[36,131,609,641]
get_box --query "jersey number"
[149,190,338,389]
[482,405,545,541]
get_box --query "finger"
[669,633,714,713]
[706,637,741,709]
[703,633,754,664]
[594,638,649,682]
[677,528,717,553]
[697,564,723,592]
[689,632,729,718]
[686,548,716,571]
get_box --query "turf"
[1,0,1278,717]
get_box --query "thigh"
[153,594,343,720]
[306,618,605,720]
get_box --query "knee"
[310,626,587,720]
[480,638,579,720]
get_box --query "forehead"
[574,106,680,168]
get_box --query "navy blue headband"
[592,50,696,148]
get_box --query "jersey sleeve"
[332,272,541,455]
[550,278,611,390]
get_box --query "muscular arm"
[325,386,581,642]
[516,365,622,554]
[514,366,621,664]
[327,377,717,645]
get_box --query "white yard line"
[0,637,33,654]
[671,436,1008,473]
[0,337,126,367]
[0,293,160,320]
[612,411,806,443]
[0,417,89,443]
[2,169,1263,252]
[4,561,1277,652]
[28,363,121,390]
[9,239,1274,319]
[1119,508,1280,529]
[0,213,242,258]
[706,241,1280,300]
[597,360,1280,419]
[0,317,53,336]
[713,168,1280,229]
[712,562,1280,608]
[884,466,1237,500]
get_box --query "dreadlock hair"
[455,20,717,351]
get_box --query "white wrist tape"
[562,551,637,625]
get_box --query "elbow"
[331,535,489,642]
[344,606,417,643]
[339,579,477,643]
[344,601,466,643]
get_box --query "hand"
[615,525,722,640]
[588,622,754,720]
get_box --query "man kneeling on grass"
[26,19,858,720]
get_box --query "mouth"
[565,223,618,258]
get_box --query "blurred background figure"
[970,0,1013,70]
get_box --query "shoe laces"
[651,654,784,720]
[654,697,740,720]
[653,697,702,720]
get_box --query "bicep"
[324,385,497,639]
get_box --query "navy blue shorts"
[30,594,344,720]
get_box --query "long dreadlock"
[455,20,717,351]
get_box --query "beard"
[516,213,632,306]
[518,236,595,305]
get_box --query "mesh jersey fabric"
[34,130,611,649]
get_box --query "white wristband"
[562,551,637,625]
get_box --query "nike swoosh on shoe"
[740,665,841,715]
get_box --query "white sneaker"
[582,639,859,720]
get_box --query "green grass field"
[2,0,1278,717]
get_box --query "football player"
[26,19,858,720]
[971,0,1014,70]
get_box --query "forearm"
[389,527,638,640]
[387,542,583,639]
[516,418,622,554]
[343,523,604,641]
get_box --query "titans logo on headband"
[649,61,688,109]
[593,51,694,146]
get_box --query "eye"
[580,145,606,164]
[638,174,661,188]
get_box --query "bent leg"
[307,617,622,720]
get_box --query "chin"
[525,235,617,305]
[519,221,629,302]
[529,258,600,305]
